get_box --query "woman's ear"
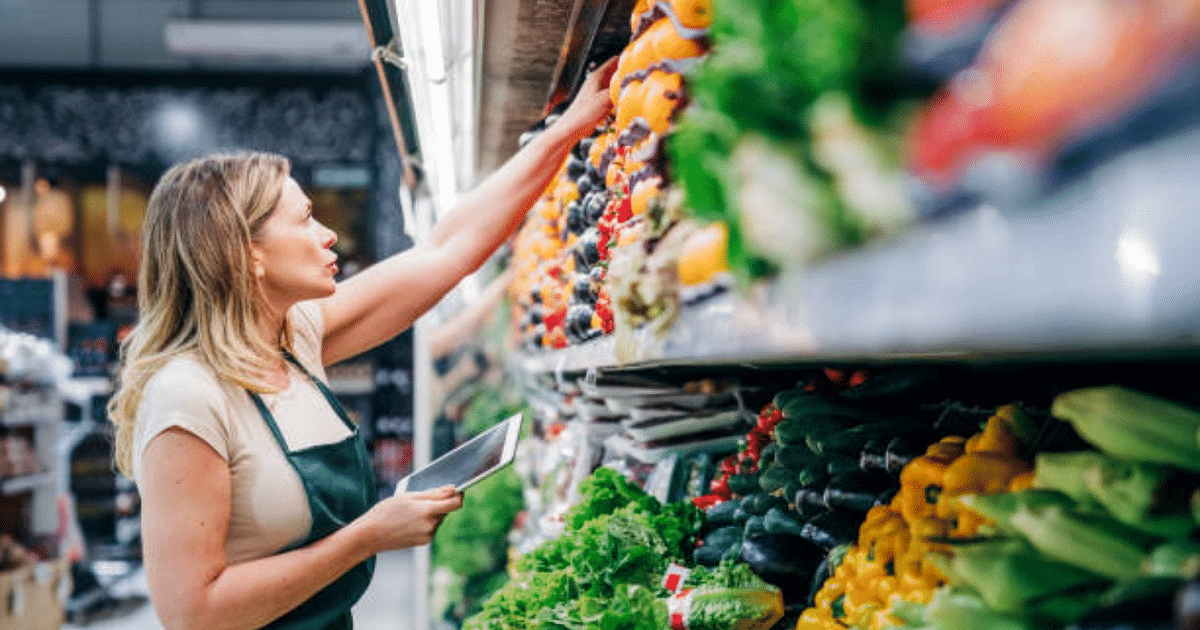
[249,246,266,279]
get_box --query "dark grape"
[566,155,586,180]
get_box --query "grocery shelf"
[516,125,1200,374]
[0,412,57,428]
[1,472,52,495]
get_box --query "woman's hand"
[555,57,619,141]
[357,485,463,553]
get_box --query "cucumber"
[777,443,817,470]
[693,543,724,567]
[826,457,860,478]
[823,469,897,513]
[704,499,740,527]
[739,534,824,604]
[703,525,742,551]
[763,507,806,538]
[800,510,859,551]
[744,514,767,537]
[743,492,787,516]
[758,442,779,468]
[758,463,795,495]
[728,472,762,497]
[838,366,947,401]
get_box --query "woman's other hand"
[357,485,463,552]
[556,57,619,140]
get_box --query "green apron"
[248,354,376,630]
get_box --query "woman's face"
[252,177,339,309]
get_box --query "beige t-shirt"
[132,301,353,564]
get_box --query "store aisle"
[64,549,419,630]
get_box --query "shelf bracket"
[372,38,407,70]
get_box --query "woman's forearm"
[154,520,376,630]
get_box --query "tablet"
[395,412,523,494]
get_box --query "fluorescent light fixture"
[418,2,447,83]
[165,20,370,65]
[0,185,6,204]
[391,0,459,209]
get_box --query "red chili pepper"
[693,494,723,510]
[745,429,771,451]
[824,367,847,385]
[719,455,738,474]
[709,476,731,498]
[615,195,633,222]
[757,409,784,432]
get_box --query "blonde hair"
[109,152,293,477]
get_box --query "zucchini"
[838,366,947,401]
[758,463,795,495]
[806,420,902,456]
[744,514,767,537]
[758,442,778,468]
[732,503,751,525]
[823,469,897,513]
[806,554,831,607]
[792,495,826,521]
[826,457,860,478]
[743,492,787,516]
[776,443,817,470]
[703,525,742,552]
[704,499,740,527]
[693,543,724,567]
[728,472,762,497]
[800,510,859,551]
[796,465,828,489]
[763,507,806,538]
[739,534,824,604]
[930,400,993,438]
[885,436,918,473]
[860,439,888,471]
[793,488,826,514]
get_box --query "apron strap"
[248,391,293,455]
[247,352,357,455]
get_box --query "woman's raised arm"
[316,58,617,366]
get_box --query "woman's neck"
[256,306,290,390]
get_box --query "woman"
[108,60,616,630]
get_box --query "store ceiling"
[0,0,368,73]
[475,0,573,177]
[0,0,627,180]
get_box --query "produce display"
[433,467,525,626]
[475,0,1200,627]
[508,0,713,351]
[669,0,919,282]
[454,363,1200,630]
[463,467,786,630]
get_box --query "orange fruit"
[670,0,712,29]
[677,222,730,285]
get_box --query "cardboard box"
[0,537,69,630]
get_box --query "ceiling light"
[165,20,370,66]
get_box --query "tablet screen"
[399,413,522,493]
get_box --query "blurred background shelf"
[1,472,52,496]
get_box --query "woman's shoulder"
[143,354,227,401]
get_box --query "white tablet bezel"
[394,412,523,495]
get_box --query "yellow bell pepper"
[934,452,1033,520]
[794,607,832,630]
[898,437,963,523]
